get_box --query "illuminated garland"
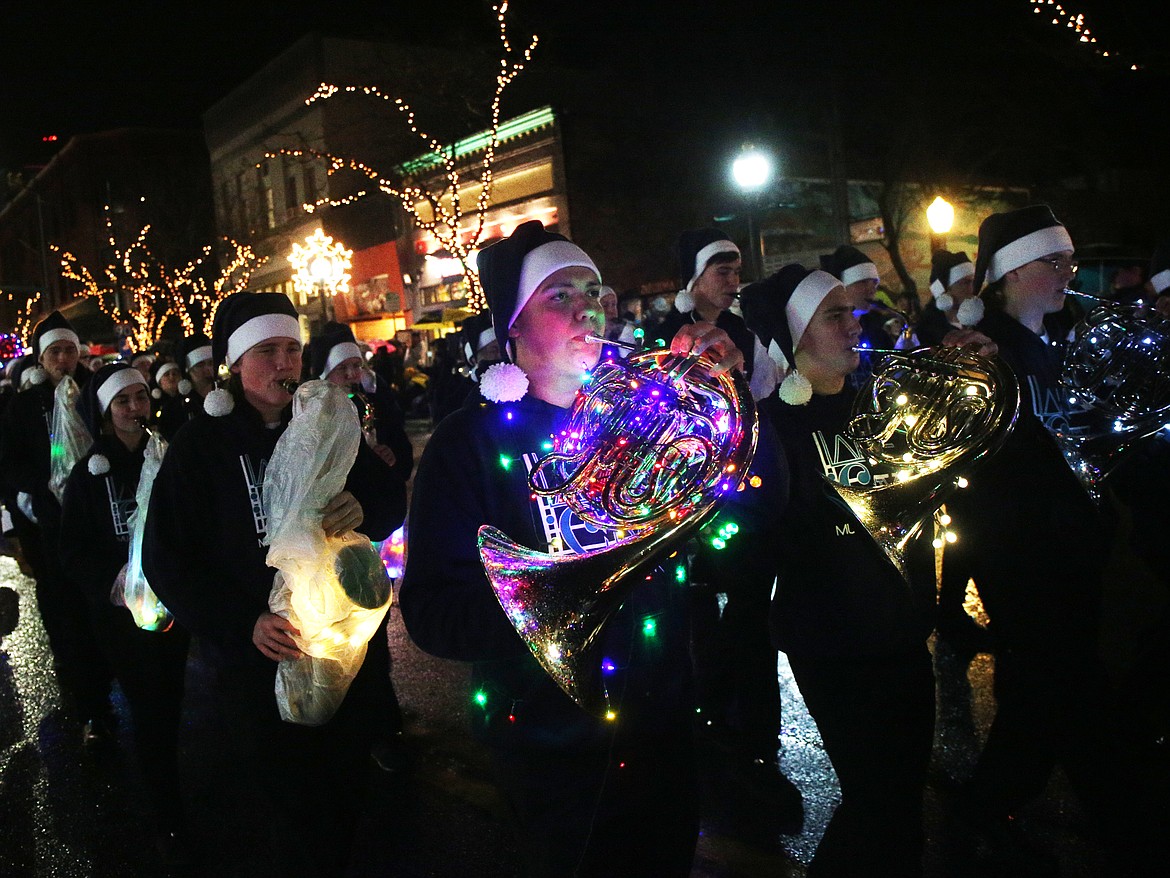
[267,1,539,313]
[1027,0,1141,69]
[53,203,266,349]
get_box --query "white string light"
[1028,0,1140,69]
[267,2,538,313]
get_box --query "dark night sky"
[2,0,1167,176]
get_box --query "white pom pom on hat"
[177,378,192,396]
[204,387,235,417]
[935,292,955,313]
[88,454,110,476]
[28,366,48,385]
[956,297,985,328]
[479,362,529,403]
[777,370,813,405]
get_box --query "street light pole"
[731,144,773,282]
[926,196,955,252]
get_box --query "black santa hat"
[206,291,301,416]
[78,362,147,438]
[32,310,80,360]
[968,205,1073,327]
[929,250,974,311]
[972,205,1073,295]
[674,228,741,312]
[176,333,213,374]
[311,321,362,379]
[149,357,181,398]
[819,245,879,287]
[475,220,599,363]
[458,311,497,365]
[739,263,843,405]
[1149,240,1170,295]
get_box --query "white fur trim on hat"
[225,314,302,366]
[131,354,154,367]
[320,341,362,379]
[88,454,110,476]
[509,241,601,330]
[39,328,80,352]
[787,270,843,351]
[987,225,1074,283]
[840,262,880,287]
[931,262,975,299]
[685,240,741,293]
[1151,268,1170,295]
[155,362,180,381]
[766,338,791,373]
[184,345,213,370]
[98,368,148,413]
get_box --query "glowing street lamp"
[730,144,774,281]
[926,196,954,251]
[290,228,353,321]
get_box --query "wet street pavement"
[0,420,1164,876]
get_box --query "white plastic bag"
[49,375,93,503]
[264,380,393,726]
[111,430,173,631]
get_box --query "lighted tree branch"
[53,205,266,349]
[2,289,43,350]
[270,1,538,312]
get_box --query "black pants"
[689,541,781,759]
[787,648,935,878]
[491,734,698,878]
[208,641,379,878]
[37,522,113,720]
[91,603,189,831]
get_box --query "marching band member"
[59,362,190,861]
[143,292,406,874]
[176,332,216,419]
[741,265,940,877]
[949,205,1118,851]
[655,228,779,400]
[657,228,801,830]
[0,311,114,744]
[916,250,977,346]
[399,220,748,877]
[148,358,186,440]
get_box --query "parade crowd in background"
[1,205,1167,877]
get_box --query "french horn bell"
[828,345,1019,578]
[478,347,758,715]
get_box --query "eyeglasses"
[1032,255,1078,274]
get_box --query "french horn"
[828,345,1019,578]
[478,347,758,715]
[1053,302,1170,502]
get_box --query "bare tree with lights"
[53,205,266,351]
[270,1,538,312]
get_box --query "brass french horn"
[1053,301,1170,502]
[829,345,1019,578]
[478,347,758,715]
